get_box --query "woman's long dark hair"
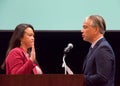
[6,23,34,56]
[1,23,34,70]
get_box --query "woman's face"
[20,27,34,49]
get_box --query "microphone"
[64,43,73,53]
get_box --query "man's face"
[81,19,96,43]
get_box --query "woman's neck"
[20,46,27,53]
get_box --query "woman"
[5,23,43,74]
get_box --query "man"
[81,15,115,86]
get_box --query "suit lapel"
[83,38,106,72]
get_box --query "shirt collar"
[91,36,103,48]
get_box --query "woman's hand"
[30,42,36,62]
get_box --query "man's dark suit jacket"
[83,38,115,86]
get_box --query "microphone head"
[68,43,73,49]
[64,43,73,53]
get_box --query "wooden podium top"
[0,74,85,86]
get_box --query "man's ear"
[94,27,99,34]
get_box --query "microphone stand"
[62,53,73,74]
[62,53,67,74]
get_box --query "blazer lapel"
[83,38,106,72]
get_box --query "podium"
[0,74,85,86]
